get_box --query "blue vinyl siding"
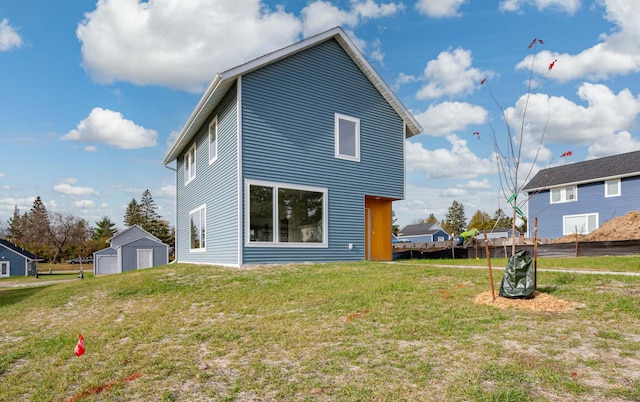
[176,83,239,265]
[0,248,27,277]
[240,39,405,264]
[120,238,168,272]
[527,176,640,238]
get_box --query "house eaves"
[162,26,423,165]
[523,150,640,192]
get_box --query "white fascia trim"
[237,77,243,266]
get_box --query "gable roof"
[523,150,640,192]
[398,223,444,236]
[0,239,37,260]
[108,225,162,244]
[163,26,422,165]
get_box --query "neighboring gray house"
[163,27,422,266]
[397,223,450,243]
[0,239,38,277]
[485,228,520,240]
[93,225,169,275]
[523,150,640,238]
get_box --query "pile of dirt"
[554,210,640,243]
[474,291,574,312]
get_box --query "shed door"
[1,261,9,277]
[96,255,117,275]
[137,249,153,269]
[364,197,392,261]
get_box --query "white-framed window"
[550,185,576,204]
[209,116,218,164]
[605,179,620,197]
[0,261,9,277]
[246,179,327,247]
[335,113,360,161]
[189,204,206,251]
[184,143,196,184]
[563,213,598,235]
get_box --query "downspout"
[164,162,178,264]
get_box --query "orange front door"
[364,197,392,261]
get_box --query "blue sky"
[1,0,639,232]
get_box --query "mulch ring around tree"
[474,291,575,312]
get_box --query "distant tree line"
[403,199,527,237]
[2,190,174,263]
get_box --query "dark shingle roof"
[0,239,38,260]
[523,150,640,191]
[399,223,441,236]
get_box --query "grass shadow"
[0,286,48,307]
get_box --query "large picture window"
[189,205,206,251]
[209,116,218,164]
[335,113,360,161]
[563,213,597,235]
[247,180,327,247]
[550,185,576,203]
[184,143,196,184]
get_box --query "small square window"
[605,179,620,197]
[335,113,360,161]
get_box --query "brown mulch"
[474,290,574,312]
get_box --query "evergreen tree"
[391,209,400,235]
[7,205,24,243]
[93,216,117,240]
[441,200,466,236]
[24,196,51,259]
[123,198,144,227]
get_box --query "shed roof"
[523,150,640,192]
[0,239,37,260]
[108,225,162,244]
[163,26,422,165]
[398,223,442,236]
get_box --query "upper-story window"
[335,113,360,161]
[184,143,196,184]
[550,185,576,204]
[605,179,620,197]
[209,116,218,164]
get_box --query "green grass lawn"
[1,259,639,401]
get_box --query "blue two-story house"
[523,150,640,239]
[163,27,422,266]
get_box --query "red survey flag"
[74,334,85,357]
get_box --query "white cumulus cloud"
[77,0,302,92]
[62,107,157,149]
[499,0,581,15]
[502,83,640,161]
[406,134,495,180]
[415,0,467,18]
[414,101,487,137]
[0,19,23,51]
[416,48,491,99]
[53,178,99,196]
[516,0,640,81]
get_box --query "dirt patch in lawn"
[474,291,574,312]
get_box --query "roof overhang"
[163,26,422,165]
